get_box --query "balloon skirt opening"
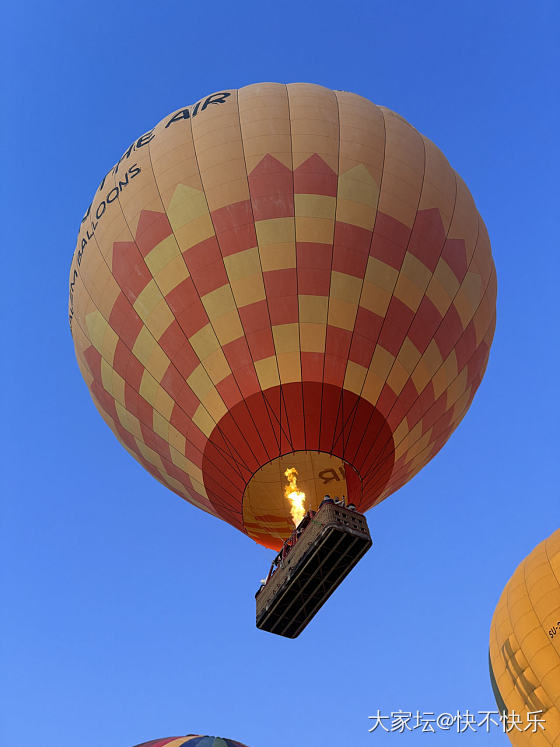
[202,381,395,550]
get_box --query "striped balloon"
[132,737,248,747]
[69,83,496,550]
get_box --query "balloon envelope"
[132,738,248,747]
[69,83,496,549]
[489,529,560,743]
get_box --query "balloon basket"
[255,502,372,638]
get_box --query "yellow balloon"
[489,529,560,744]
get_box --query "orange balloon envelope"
[489,529,560,743]
[69,83,496,550]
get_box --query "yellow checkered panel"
[489,530,560,745]
[69,83,497,549]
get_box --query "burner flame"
[284,467,306,527]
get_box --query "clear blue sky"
[1,1,558,745]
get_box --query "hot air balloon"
[132,738,248,747]
[489,529,560,744]
[69,82,496,578]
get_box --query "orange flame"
[284,467,306,527]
